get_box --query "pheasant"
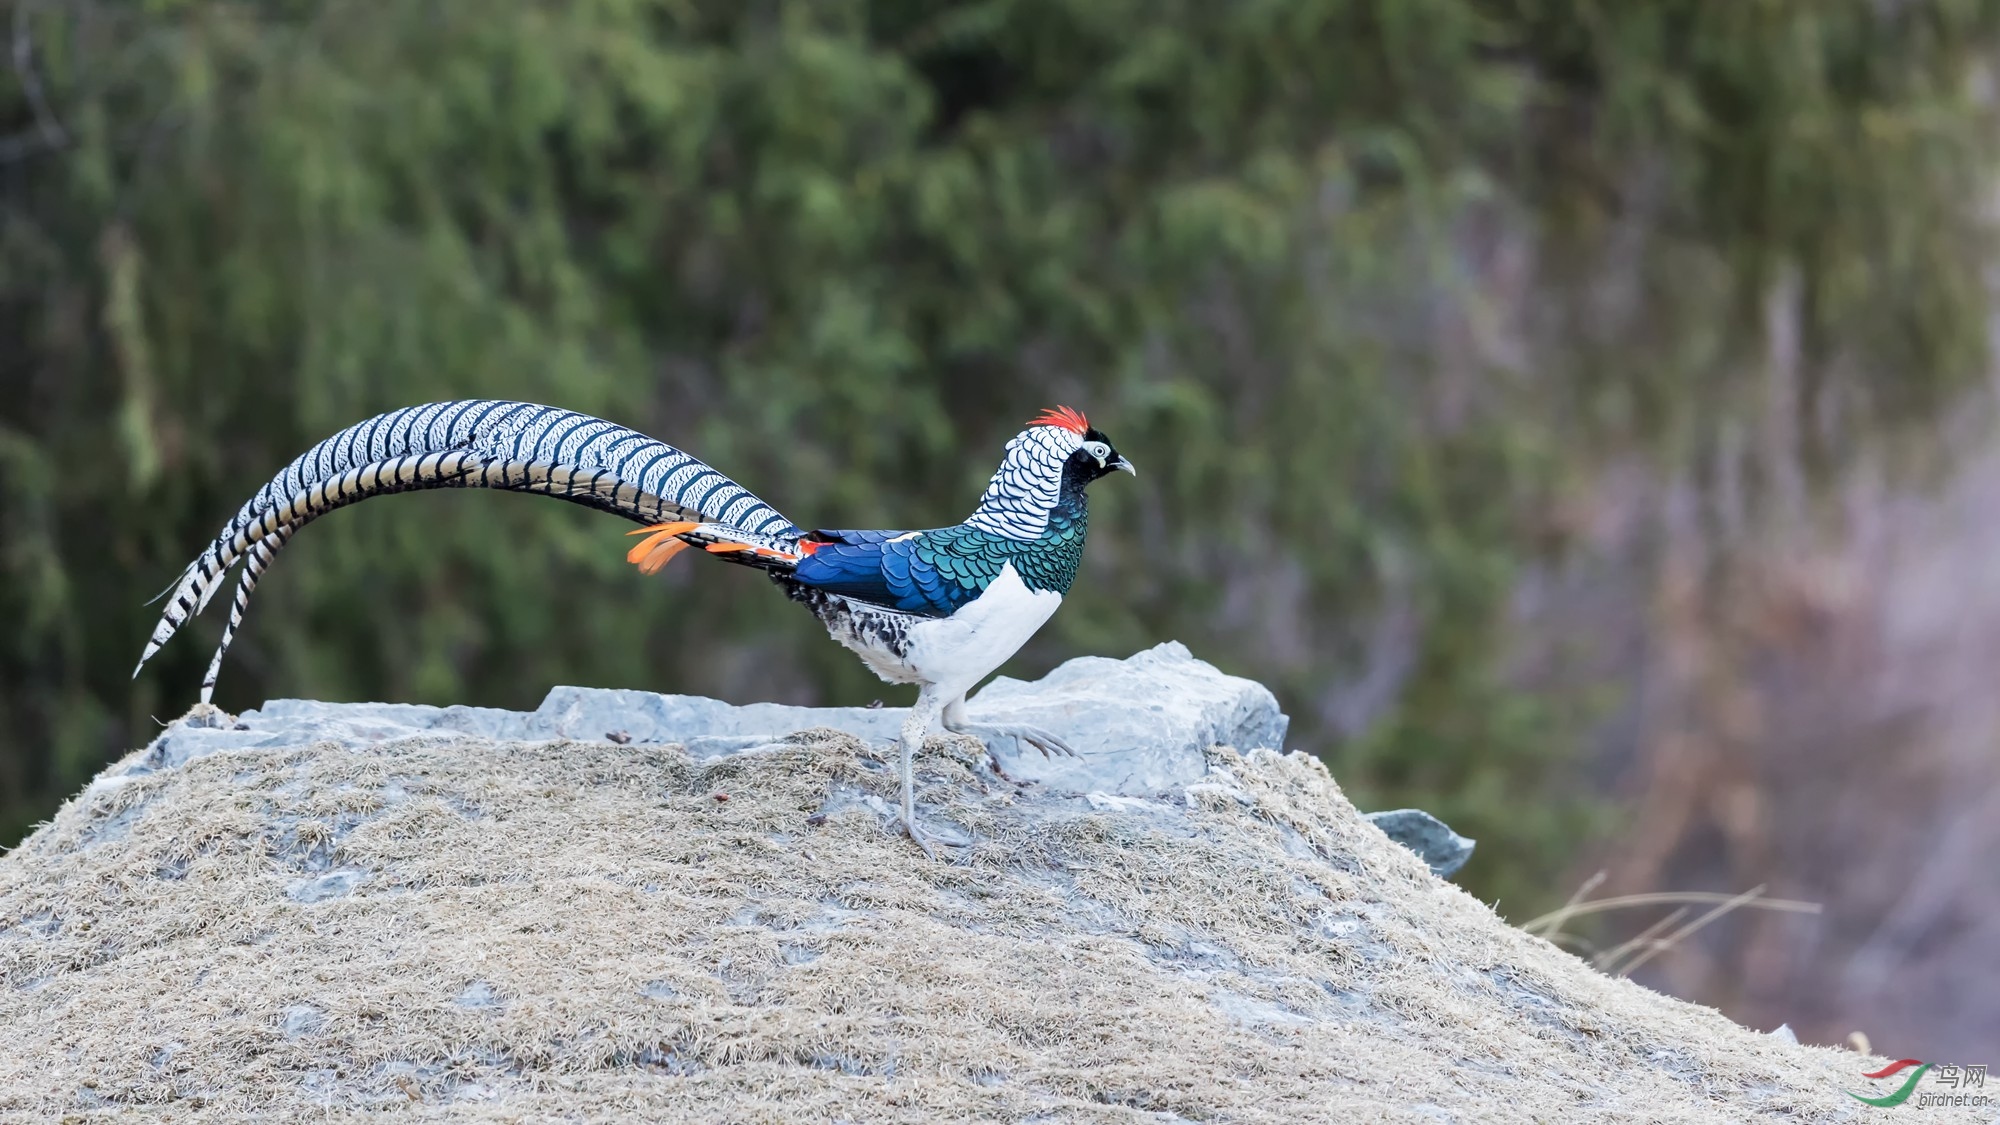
[133,400,1134,854]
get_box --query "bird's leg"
[898,685,953,859]
[939,695,1000,773]
[941,694,970,736]
[940,694,1081,768]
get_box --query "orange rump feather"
[623,521,796,574]
[624,522,700,573]
[625,521,700,538]
[635,539,690,575]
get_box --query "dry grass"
[1524,872,1824,978]
[0,714,1952,1122]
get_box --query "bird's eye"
[1082,440,1110,464]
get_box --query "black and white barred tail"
[135,400,802,702]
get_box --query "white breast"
[903,563,1063,699]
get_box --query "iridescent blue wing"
[790,527,1007,617]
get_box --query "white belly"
[800,562,1062,696]
[901,562,1063,697]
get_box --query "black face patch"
[1064,430,1124,487]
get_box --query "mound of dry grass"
[0,708,1932,1122]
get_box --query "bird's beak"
[1112,455,1136,476]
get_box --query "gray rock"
[127,641,1469,877]
[0,650,1860,1121]
[454,982,503,1011]
[128,700,529,773]
[134,642,1284,799]
[1363,809,1477,878]
[530,687,902,757]
[286,869,366,904]
[963,641,1289,793]
[281,1005,324,1039]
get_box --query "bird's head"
[967,405,1132,537]
[1029,406,1135,485]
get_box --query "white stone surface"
[126,641,1470,875]
[135,641,1287,799]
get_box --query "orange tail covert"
[625,522,700,573]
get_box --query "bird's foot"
[901,810,971,860]
[955,722,1080,765]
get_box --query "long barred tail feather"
[197,522,293,704]
[143,567,190,608]
[135,400,802,695]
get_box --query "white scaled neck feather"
[963,425,1080,540]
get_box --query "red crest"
[1028,406,1090,435]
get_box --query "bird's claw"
[905,819,940,861]
[1011,724,1079,760]
[955,722,1080,762]
[900,812,971,860]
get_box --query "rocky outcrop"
[136,641,1469,876]
[136,641,1283,787]
[0,645,1897,1122]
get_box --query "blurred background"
[3,0,1998,1062]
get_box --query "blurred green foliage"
[2,0,1994,912]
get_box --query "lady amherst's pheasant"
[134,401,1133,854]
